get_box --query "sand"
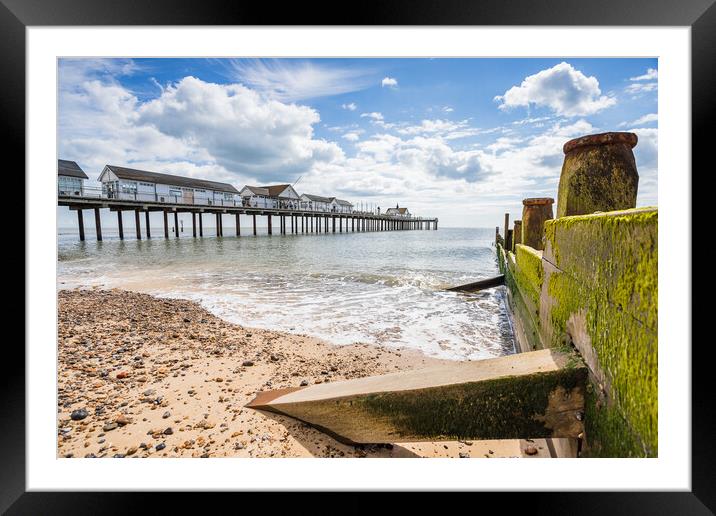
[57,288,566,458]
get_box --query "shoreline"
[58,288,468,458]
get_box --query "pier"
[59,191,438,241]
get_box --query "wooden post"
[77,210,85,241]
[145,211,151,238]
[267,214,272,235]
[192,212,197,237]
[215,213,220,236]
[117,211,124,240]
[301,215,304,234]
[175,212,180,238]
[236,213,240,236]
[94,208,102,241]
[253,214,257,235]
[504,213,510,246]
[134,210,141,240]
[291,215,294,234]
[247,348,586,444]
[199,212,203,237]
[310,216,313,233]
[163,211,169,238]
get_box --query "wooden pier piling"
[94,208,102,241]
[134,210,141,240]
[145,211,151,238]
[163,211,169,238]
[199,212,203,237]
[117,211,124,240]
[175,212,180,238]
[77,210,85,241]
[192,213,197,237]
[236,213,240,236]
[252,214,257,235]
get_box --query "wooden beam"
[446,275,505,292]
[236,213,240,236]
[192,212,197,237]
[253,213,257,235]
[247,349,586,445]
[145,211,151,238]
[163,211,169,239]
[199,212,203,237]
[175,212,180,238]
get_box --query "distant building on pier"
[300,193,333,212]
[58,159,88,196]
[330,198,353,213]
[385,204,411,217]
[98,165,240,205]
[240,184,301,209]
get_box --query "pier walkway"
[59,192,438,241]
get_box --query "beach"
[59,288,502,458]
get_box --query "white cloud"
[341,102,357,111]
[395,119,482,140]
[630,68,658,81]
[442,106,454,113]
[342,131,362,142]
[620,113,658,127]
[360,112,384,121]
[495,62,616,117]
[228,59,374,101]
[381,76,398,88]
[626,82,657,95]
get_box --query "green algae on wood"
[248,349,587,444]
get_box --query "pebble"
[242,360,254,367]
[300,380,309,386]
[164,427,174,435]
[102,422,118,432]
[162,411,171,419]
[524,446,539,456]
[70,408,88,421]
[156,443,166,451]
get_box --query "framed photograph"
[7,0,709,511]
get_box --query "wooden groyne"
[58,195,438,241]
[244,131,657,459]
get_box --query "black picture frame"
[5,0,709,512]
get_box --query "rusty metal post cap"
[563,132,638,155]
[522,197,554,206]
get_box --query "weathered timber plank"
[447,274,505,292]
[246,348,586,444]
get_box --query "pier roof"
[302,193,333,203]
[332,198,353,206]
[103,165,239,194]
[58,159,88,179]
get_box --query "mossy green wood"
[248,349,587,444]
[541,208,657,456]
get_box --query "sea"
[57,226,515,361]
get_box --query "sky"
[58,57,657,228]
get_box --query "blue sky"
[58,57,657,227]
